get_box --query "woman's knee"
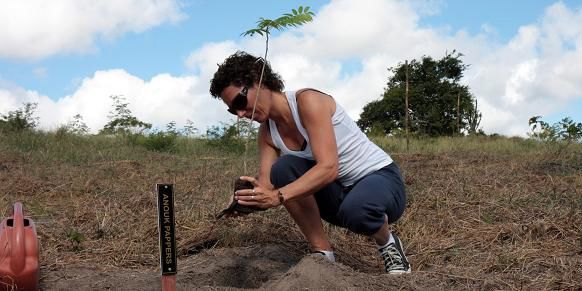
[336,203,384,236]
[270,155,314,188]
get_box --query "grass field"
[0,131,580,289]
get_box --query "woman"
[209,51,410,274]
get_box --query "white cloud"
[505,60,538,105]
[0,70,229,133]
[186,41,238,79]
[0,0,184,60]
[465,2,582,135]
[1,0,581,137]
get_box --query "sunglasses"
[227,86,249,115]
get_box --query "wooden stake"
[157,184,177,291]
[405,60,410,152]
[162,275,176,291]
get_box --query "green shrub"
[138,131,177,152]
[529,116,582,142]
[205,121,250,153]
[0,102,39,133]
[529,116,582,158]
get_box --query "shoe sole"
[387,269,412,275]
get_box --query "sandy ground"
[41,244,456,290]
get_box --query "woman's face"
[221,84,269,123]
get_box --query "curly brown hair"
[209,51,285,98]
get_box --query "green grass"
[2,130,579,166]
[0,130,256,166]
[370,135,580,156]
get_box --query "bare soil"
[42,244,451,290]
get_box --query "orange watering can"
[0,202,40,291]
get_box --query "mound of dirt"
[42,244,445,290]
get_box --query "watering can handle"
[11,202,26,273]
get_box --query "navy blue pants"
[270,155,406,236]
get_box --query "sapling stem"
[244,30,269,173]
[240,6,315,173]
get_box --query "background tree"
[64,114,90,135]
[0,102,39,133]
[100,95,151,135]
[165,121,178,135]
[358,51,481,136]
[467,99,483,135]
[182,119,198,137]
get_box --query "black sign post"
[157,184,177,290]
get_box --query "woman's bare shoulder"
[296,88,335,116]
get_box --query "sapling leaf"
[239,6,316,173]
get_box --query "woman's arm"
[236,90,338,208]
[277,90,339,200]
[235,122,282,209]
[257,122,279,188]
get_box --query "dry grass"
[0,131,580,289]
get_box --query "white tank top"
[268,90,392,186]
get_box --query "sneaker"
[378,233,411,274]
[311,250,336,262]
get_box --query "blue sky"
[421,0,579,40]
[0,1,329,97]
[0,0,581,135]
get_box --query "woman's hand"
[234,176,282,209]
